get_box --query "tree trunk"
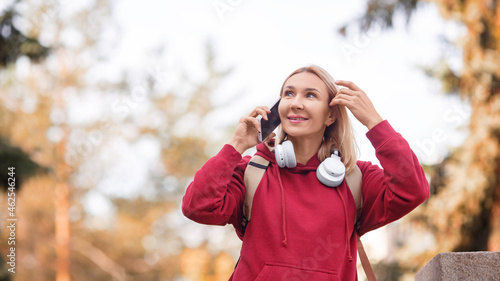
[55,181,70,281]
[55,122,71,280]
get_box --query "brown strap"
[345,165,363,221]
[347,165,376,281]
[357,235,377,281]
[243,155,269,221]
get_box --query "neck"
[287,134,323,165]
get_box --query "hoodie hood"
[254,141,321,173]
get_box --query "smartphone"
[258,99,281,142]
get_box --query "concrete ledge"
[416,251,500,281]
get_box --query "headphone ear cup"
[275,140,297,168]
[275,144,286,168]
[282,140,296,168]
[317,152,345,187]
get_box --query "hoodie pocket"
[255,262,339,281]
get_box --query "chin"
[282,129,307,138]
[282,126,325,141]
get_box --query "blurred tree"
[343,0,500,278]
[0,137,48,191]
[112,41,237,280]
[0,2,53,279]
[413,0,500,253]
[1,1,238,280]
[0,0,116,280]
[0,0,49,67]
[0,0,50,192]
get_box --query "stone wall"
[415,252,500,280]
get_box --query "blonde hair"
[276,65,359,173]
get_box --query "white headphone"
[275,140,345,187]
[275,140,297,169]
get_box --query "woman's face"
[278,72,335,140]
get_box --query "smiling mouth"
[288,117,308,122]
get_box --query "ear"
[325,111,336,126]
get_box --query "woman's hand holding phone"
[228,106,272,154]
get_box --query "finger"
[255,118,261,132]
[331,87,360,107]
[330,95,351,107]
[259,106,271,120]
[249,117,261,133]
[335,87,358,97]
[334,80,362,91]
[243,115,260,128]
[250,106,271,120]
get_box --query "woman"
[182,65,429,280]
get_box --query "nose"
[290,95,304,110]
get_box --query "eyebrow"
[283,86,321,92]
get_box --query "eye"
[306,92,317,98]
[283,90,294,97]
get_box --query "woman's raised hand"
[228,106,271,154]
[330,80,383,130]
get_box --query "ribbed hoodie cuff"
[220,144,243,163]
[365,120,397,149]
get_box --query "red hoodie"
[182,120,429,280]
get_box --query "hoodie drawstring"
[274,163,352,256]
[336,187,353,262]
[275,164,288,247]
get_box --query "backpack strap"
[242,155,270,230]
[345,165,363,230]
[357,235,377,281]
[345,164,377,281]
